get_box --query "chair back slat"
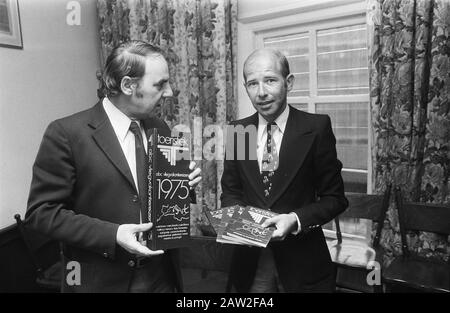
[334,185,391,247]
[341,193,385,220]
[404,203,450,234]
[384,188,450,293]
[395,187,450,257]
[395,193,450,235]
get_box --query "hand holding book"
[188,161,201,188]
[205,205,280,248]
[116,223,164,256]
[261,213,299,241]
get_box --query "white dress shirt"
[103,97,150,241]
[256,105,289,172]
[103,97,148,193]
[256,105,301,234]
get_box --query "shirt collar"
[258,104,290,141]
[102,97,136,142]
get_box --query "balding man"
[221,48,348,292]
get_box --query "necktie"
[261,122,279,197]
[129,121,148,223]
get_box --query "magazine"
[205,205,278,247]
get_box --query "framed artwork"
[0,0,22,49]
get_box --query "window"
[264,32,310,97]
[257,16,370,240]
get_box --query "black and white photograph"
[0,0,448,301]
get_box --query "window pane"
[289,55,309,74]
[317,24,368,95]
[342,170,367,193]
[317,24,366,53]
[318,49,367,71]
[264,33,309,56]
[316,102,368,171]
[318,69,368,95]
[290,73,309,97]
[323,218,370,239]
[264,33,310,96]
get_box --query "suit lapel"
[89,102,137,192]
[239,114,267,204]
[266,107,315,208]
[242,158,266,205]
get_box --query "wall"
[0,0,101,229]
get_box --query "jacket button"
[103,252,108,258]
[128,260,135,267]
[132,195,139,203]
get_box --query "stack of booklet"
[205,205,278,248]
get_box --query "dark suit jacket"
[221,106,348,292]
[26,101,181,292]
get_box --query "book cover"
[225,220,274,247]
[205,206,244,245]
[208,205,278,247]
[204,209,222,235]
[146,128,191,250]
[218,206,250,245]
[238,206,278,226]
[222,206,277,247]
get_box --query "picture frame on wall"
[0,0,22,49]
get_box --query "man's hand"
[261,213,299,241]
[116,223,164,257]
[188,161,201,189]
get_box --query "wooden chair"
[382,188,450,293]
[14,214,63,292]
[327,186,391,293]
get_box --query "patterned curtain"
[368,0,449,265]
[96,0,238,235]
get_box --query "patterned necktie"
[261,122,279,197]
[129,121,148,223]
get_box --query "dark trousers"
[249,248,285,293]
[248,248,335,293]
[128,256,177,293]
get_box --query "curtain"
[96,0,238,235]
[368,0,449,265]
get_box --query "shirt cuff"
[289,212,301,235]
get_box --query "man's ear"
[120,76,136,96]
[285,74,295,92]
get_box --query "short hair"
[243,48,290,81]
[102,40,164,97]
